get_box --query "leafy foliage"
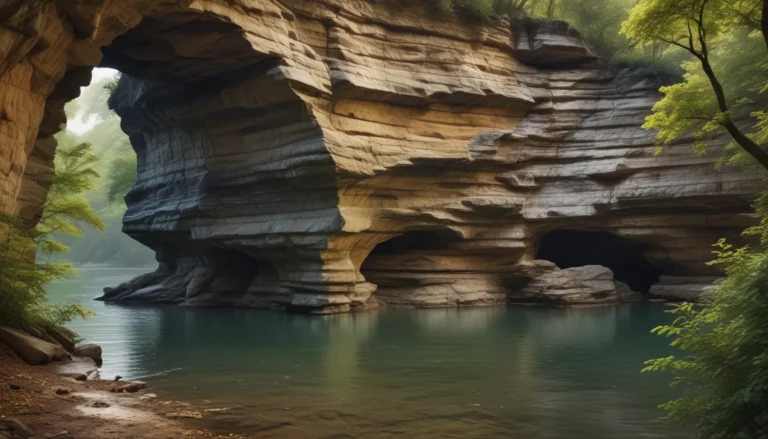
[643,194,768,437]
[106,153,138,205]
[0,141,104,330]
[58,71,152,266]
[422,0,532,21]
[420,0,687,82]
[622,0,768,169]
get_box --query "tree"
[642,29,768,162]
[563,0,632,60]
[0,141,104,330]
[106,152,137,205]
[57,70,152,267]
[622,0,768,170]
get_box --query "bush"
[644,192,768,438]
[421,0,529,21]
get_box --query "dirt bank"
[0,345,244,439]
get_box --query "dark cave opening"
[360,229,463,295]
[536,230,664,293]
[367,230,461,256]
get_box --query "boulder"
[46,326,76,353]
[507,263,643,305]
[0,326,68,365]
[73,343,102,366]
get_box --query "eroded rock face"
[0,1,762,313]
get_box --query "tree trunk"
[763,0,768,52]
[700,57,768,171]
[546,0,555,18]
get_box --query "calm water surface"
[48,266,685,439]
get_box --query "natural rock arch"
[1,0,763,313]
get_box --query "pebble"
[165,411,202,420]
[92,401,110,408]
[54,388,71,395]
[111,381,146,393]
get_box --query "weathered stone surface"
[0,327,68,365]
[73,343,102,366]
[512,19,598,67]
[46,326,76,353]
[0,1,763,312]
[57,356,99,380]
[506,262,643,305]
[649,275,723,302]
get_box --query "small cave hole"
[536,230,663,293]
[360,229,463,303]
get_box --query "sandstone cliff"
[1,1,762,313]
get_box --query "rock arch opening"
[77,6,338,308]
[360,229,500,308]
[535,230,664,294]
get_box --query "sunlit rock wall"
[1,1,762,313]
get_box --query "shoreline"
[0,344,243,439]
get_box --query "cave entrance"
[360,229,463,306]
[535,230,663,293]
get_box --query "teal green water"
[48,267,685,439]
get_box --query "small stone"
[9,384,20,390]
[165,411,202,419]
[59,372,88,381]
[54,387,71,395]
[117,381,146,393]
[0,419,34,436]
[92,401,110,408]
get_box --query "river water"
[47,266,686,438]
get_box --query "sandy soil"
[0,344,245,439]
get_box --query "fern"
[0,142,103,331]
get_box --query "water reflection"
[50,268,683,439]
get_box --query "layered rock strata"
[1,1,763,313]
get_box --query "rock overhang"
[0,0,764,313]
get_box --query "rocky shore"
[0,329,242,439]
